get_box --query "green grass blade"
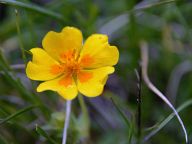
[144,99,192,142]
[0,105,38,125]
[111,98,133,143]
[36,125,58,144]
[172,4,192,46]
[0,51,43,106]
[0,51,51,119]
[111,98,131,128]
[0,107,10,116]
[132,0,176,12]
[99,0,176,35]
[140,41,188,143]
[0,0,65,22]
[15,9,27,64]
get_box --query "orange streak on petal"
[80,54,94,67]
[59,75,73,87]
[50,65,64,75]
[78,71,93,83]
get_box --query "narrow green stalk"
[78,95,88,115]
[135,67,142,144]
[77,94,90,139]
[15,9,27,64]
[25,12,38,46]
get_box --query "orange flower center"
[57,50,81,76]
[64,61,81,75]
[50,50,94,87]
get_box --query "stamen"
[52,51,94,87]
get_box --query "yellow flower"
[26,26,119,100]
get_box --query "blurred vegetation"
[0,0,192,144]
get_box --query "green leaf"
[99,0,176,36]
[111,98,133,143]
[0,51,46,108]
[144,99,192,142]
[0,0,65,22]
[0,105,38,125]
[15,9,27,64]
[111,98,131,128]
[132,0,176,12]
[36,125,58,144]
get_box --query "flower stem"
[78,95,88,115]
[62,100,72,144]
[77,94,90,139]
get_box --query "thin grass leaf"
[24,12,38,46]
[172,4,192,45]
[140,41,188,143]
[111,98,131,128]
[36,125,58,144]
[0,0,65,22]
[111,98,133,143]
[132,0,176,12]
[0,50,11,71]
[0,107,10,116]
[15,9,27,64]
[0,52,51,118]
[0,105,38,125]
[99,0,176,36]
[0,51,43,105]
[144,99,192,142]
[144,122,161,132]
[0,58,36,103]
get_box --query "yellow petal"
[77,67,114,97]
[42,26,83,61]
[37,75,78,100]
[26,48,61,81]
[79,34,119,68]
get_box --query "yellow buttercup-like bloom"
[26,26,119,100]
